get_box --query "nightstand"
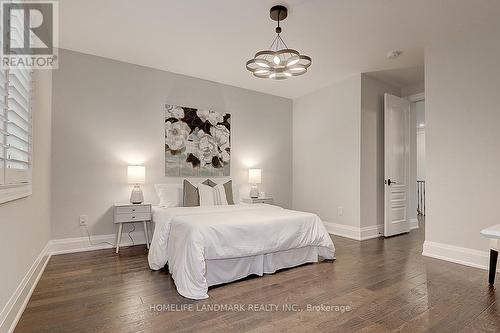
[113,203,152,253]
[242,197,273,204]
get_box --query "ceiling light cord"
[276,9,282,34]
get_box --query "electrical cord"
[127,224,135,246]
[84,225,114,247]
[83,224,136,248]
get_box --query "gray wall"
[0,71,52,315]
[360,75,401,229]
[293,73,412,232]
[51,49,293,239]
[425,29,500,251]
[293,75,361,227]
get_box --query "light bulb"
[255,60,270,68]
[273,56,281,65]
[254,69,269,74]
[287,56,299,66]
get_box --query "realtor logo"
[1,0,58,69]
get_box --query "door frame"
[405,93,425,230]
[406,92,424,103]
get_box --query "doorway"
[413,98,425,221]
[383,93,425,236]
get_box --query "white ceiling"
[365,66,425,89]
[58,0,499,99]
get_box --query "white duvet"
[148,204,335,299]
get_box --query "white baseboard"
[360,224,384,240]
[323,221,360,240]
[0,242,51,333]
[50,230,148,255]
[323,221,383,241]
[422,240,498,273]
[410,218,419,230]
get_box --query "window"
[0,7,34,204]
[0,67,33,204]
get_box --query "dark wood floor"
[14,220,500,333]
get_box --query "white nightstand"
[242,197,273,204]
[113,203,152,253]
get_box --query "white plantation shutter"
[0,6,34,203]
[5,68,32,184]
[0,70,7,185]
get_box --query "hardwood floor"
[15,220,500,332]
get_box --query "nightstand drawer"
[254,199,270,204]
[114,212,151,223]
[115,205,151,214]
[242,197,273,204]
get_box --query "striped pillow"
[213,183,228,205]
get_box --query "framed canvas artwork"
[164,104,230,177]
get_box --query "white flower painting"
[164,104,230,177]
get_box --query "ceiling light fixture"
[246,5,311,80]
[386,50,403,59]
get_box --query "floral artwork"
[164,104,230,177]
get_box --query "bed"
[148,203,335,299]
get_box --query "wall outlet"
[337,206,343,216]
[79,215,88,226]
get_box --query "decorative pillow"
[232,183,240,204]
[183,180,199,207]
[213,183,228,205]
[198,183,216,206]
[222,180,234,205]
[154,184,183,207]
[204,179,217,187]
[183,179,217,207]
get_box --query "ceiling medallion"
[246,5,311,80]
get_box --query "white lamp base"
[249,185,259,198]
[130,185,144,204]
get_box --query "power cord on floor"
[84,225,115,247]
[127,224,135,246]
[83,224,137,248]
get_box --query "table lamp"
[248,168,261,198]
[128,165,145,204]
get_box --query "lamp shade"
[248,168,262,184]
[128,165,145,184]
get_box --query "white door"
[384,93,411,237]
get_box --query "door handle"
[386,179,397,186]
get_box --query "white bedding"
[148,204,335,299]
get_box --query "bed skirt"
[205,246,322,287]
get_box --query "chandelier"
[246,5,311,80]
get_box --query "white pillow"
[198,183,215,206]
[213,183,228,206]
[154,184,182,207]
[209,179,240,205]
[197,182,229,206]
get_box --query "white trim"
[360,225,384,240]
[323,221,383,241]
[50,230,148,255]
[422,240,498,273]
[405,93,425,102]
[0,242,51,333]
[0,183,32,204]
[410,218,419,230]
[323,221,360,240]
